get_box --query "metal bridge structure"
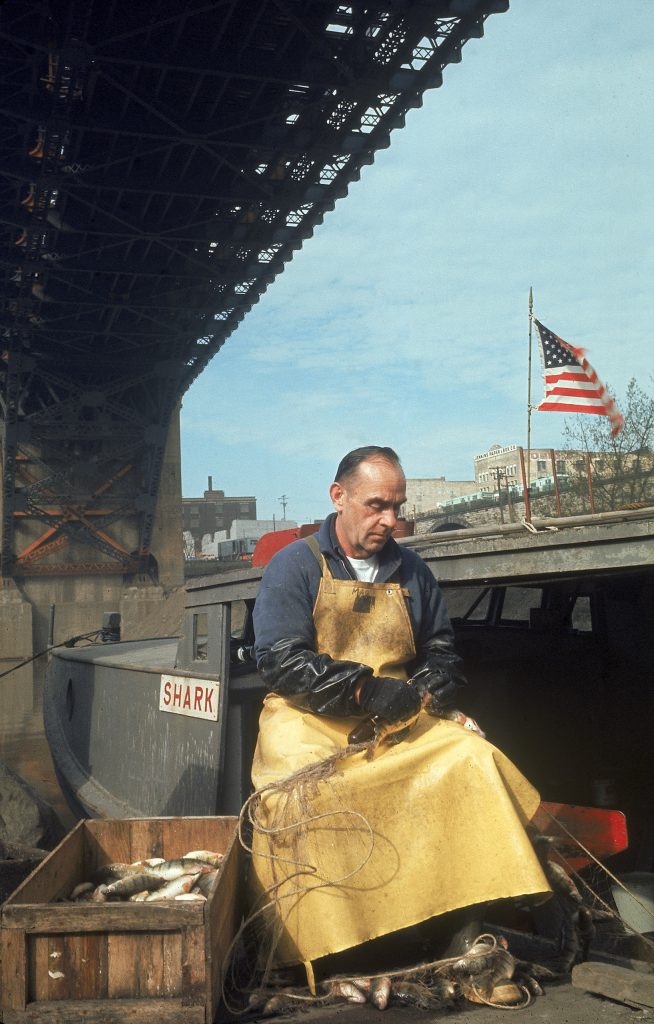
[1,0,508,596]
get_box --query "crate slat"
[1,928,27,1009]
[2,997,205,1023]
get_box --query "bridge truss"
[0,0,508,579]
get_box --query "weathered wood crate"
[0,816,243,1023]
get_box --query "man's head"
[329,446,406,559]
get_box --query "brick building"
[182,476,256,554]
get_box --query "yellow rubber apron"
[249,546,550,968]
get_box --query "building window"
[556,460,566,473]
[537,460,547,472]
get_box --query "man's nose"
[380,508,397,529]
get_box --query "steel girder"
[0,0,508,578]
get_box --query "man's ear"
[329,481,345,511]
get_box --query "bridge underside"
[1,0,507,599]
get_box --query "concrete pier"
[0,410,184,657]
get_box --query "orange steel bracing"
[13,462,135,569]
[16,533,69,565]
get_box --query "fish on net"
[222,745,654,1016]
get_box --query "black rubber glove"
[357,676,421,724]
[409,641,467,713]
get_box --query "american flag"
[534,320,624,436]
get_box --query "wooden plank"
[0,928,27,1009]
[87,819,133,869]
[29,934,54,1002]
[181,926,206,1008]
[2,998,205,1023]
[572,962,654,1008]
[2,903,201,932]
[61,933,104,1000]
[208,823,244,1020]
[162,931,182,998]
[106,931,181,999]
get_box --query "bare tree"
[561,377,654,512]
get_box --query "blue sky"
[181,0,653,525]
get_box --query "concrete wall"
[402,477,478,517]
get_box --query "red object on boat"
[533,802,628,871]
[252,523,321,567]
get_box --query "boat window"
[571,595,592,632]
[500,587,543,624]
[192,612,208,661]
[231,601,248,637]
[445,587,492,622]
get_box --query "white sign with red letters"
[159,674,220,721]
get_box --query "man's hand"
[357,676,421,724]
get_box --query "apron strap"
[305,532,403,585]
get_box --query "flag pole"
[527,287,533,488]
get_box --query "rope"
[0,629,103,681]
[540,805,654,941]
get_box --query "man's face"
[329,458,407,558]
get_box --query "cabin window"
[571,595,592,631]
[445,587,492,622]
[193,612,209,661]
[500,586,543,623]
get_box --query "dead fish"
[183,850,224,868]
[92,862,144,884]
[174,892,206,901]
[391,981,447,1010]
[152,858,213,881]
[370,976,391,1010]
[144,871,202,901]
[262,995,298,1016]
[545,861,583,903]
[103,873,166,899]
[69,882,94,901]
[192,870,219,897]
[129,891,150,902]
[329,981,367,1004]
[450,937,512,977]
[350,977,372,994]
[91,884,109,903]
[131,857,165,868]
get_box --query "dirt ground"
[257,982,654,1024]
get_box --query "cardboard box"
[0,816,243,1023]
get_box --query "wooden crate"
[0,816,243,1023]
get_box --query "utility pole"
[495,467,505,525]
[278,494,288,519]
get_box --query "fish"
[91,862,144,884]
[102,873,167,899]
[174,892,206,901]
[150,858,213,881]
[144,871,202,901]
[183,850,224,868]
[193,870,219,897]
[329,981,367,1004]
[391,981,447,1010]
[350,978,372,994]
[370,976,391,1009]
[69,882,94,901]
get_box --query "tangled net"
[220,742,654,1017]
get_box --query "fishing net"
[221,742,654,1017]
